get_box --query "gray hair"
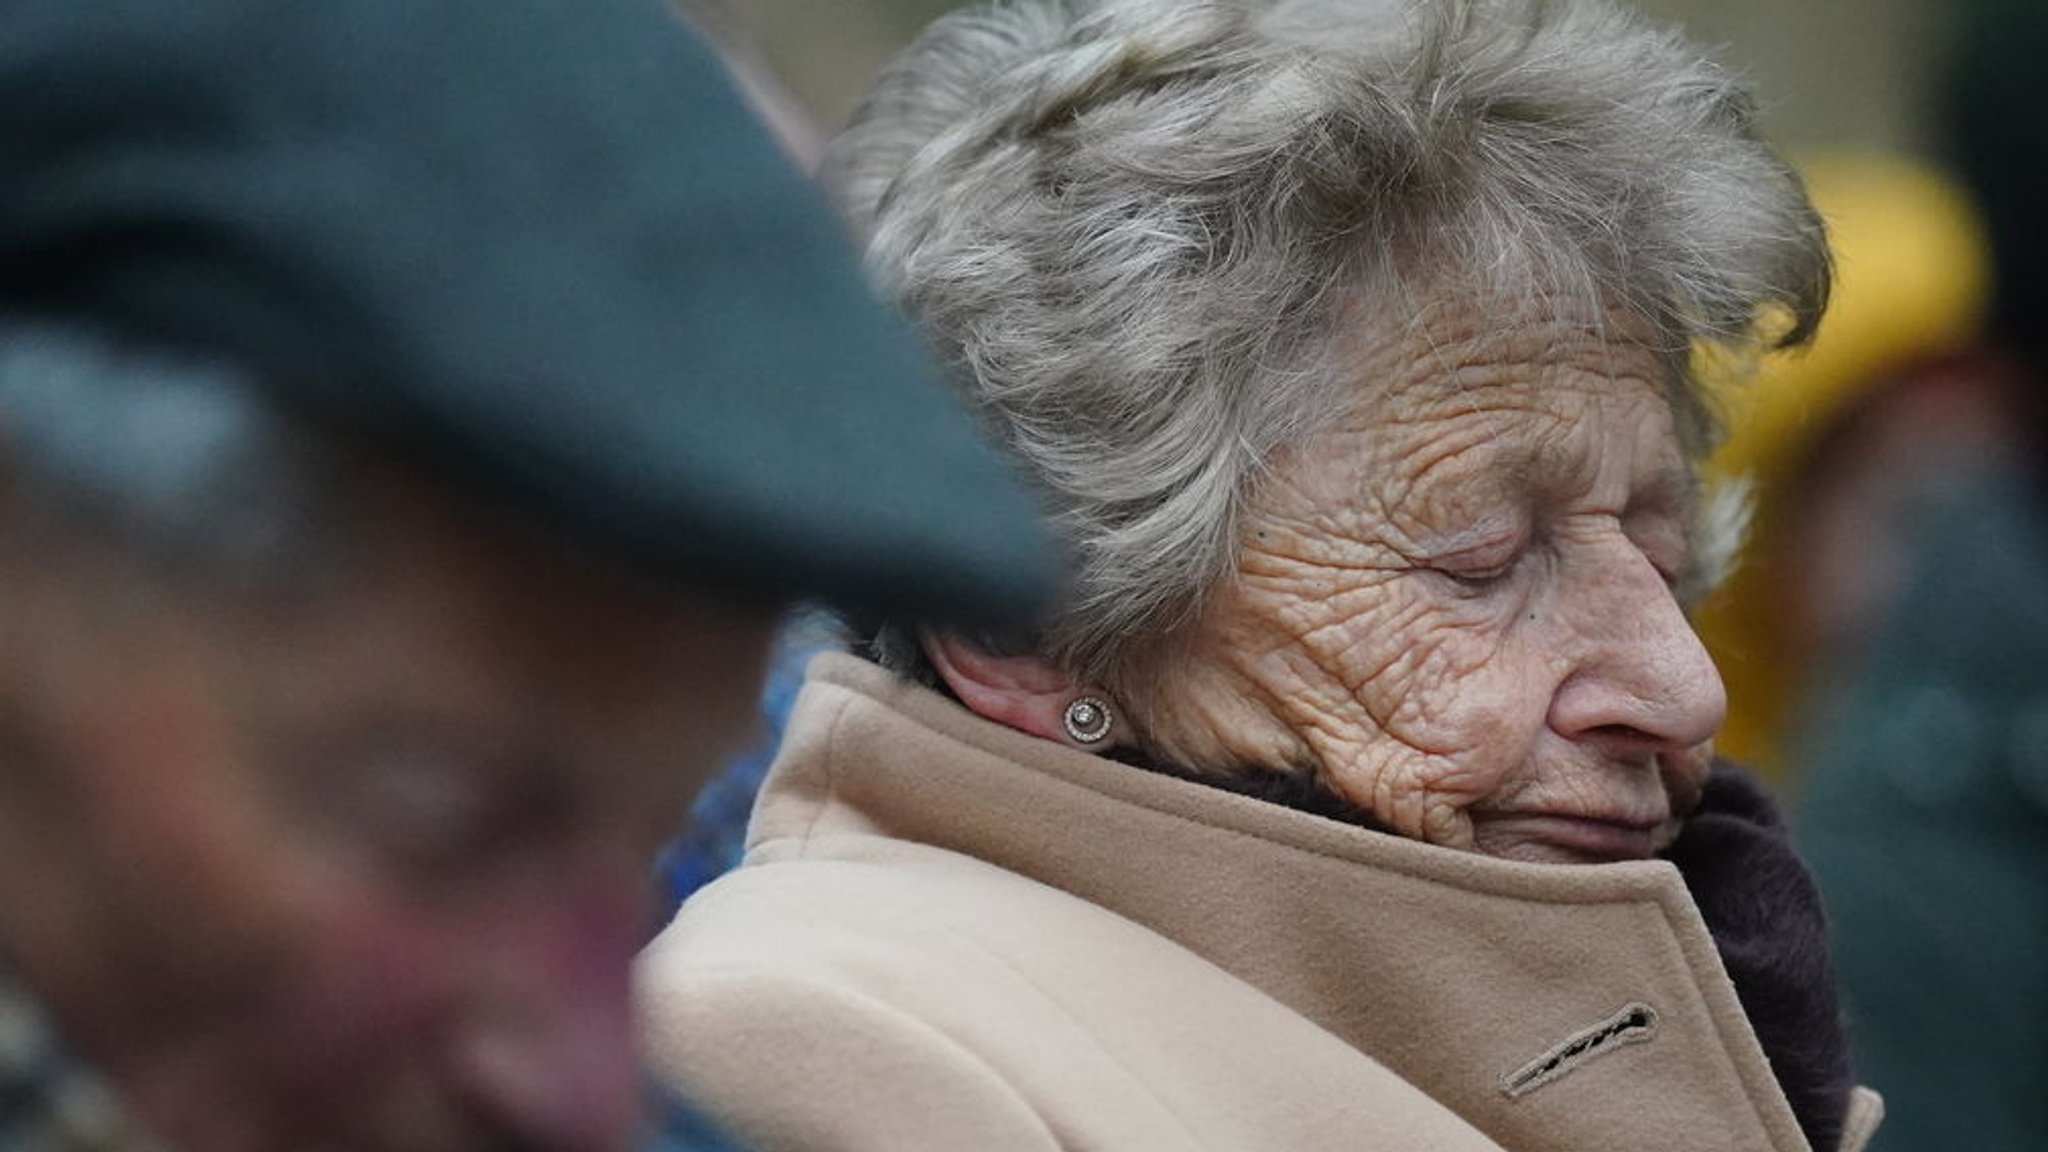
[0,324,337,592]
[825,0,1828,693]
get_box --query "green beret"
[0,0,1059,626]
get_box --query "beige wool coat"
[638,654,1884,1152]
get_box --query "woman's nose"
[1546,546,1727,752]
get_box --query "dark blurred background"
[700,0,1948,153]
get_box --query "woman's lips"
[1475,813,1666,864]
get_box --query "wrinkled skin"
[0,469,774,1152]
[1140,302,1724,864]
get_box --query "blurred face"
[1141,300,1724,863]
[0,472,774,1152]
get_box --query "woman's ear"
[923,633,1119,750]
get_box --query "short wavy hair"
[827,0,1829,692]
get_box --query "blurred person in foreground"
[638,2,1880,1150]
[0,0,1054,1150]
[1791,0,2048,1148]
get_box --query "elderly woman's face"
[1150,302,1723,863]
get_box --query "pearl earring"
[1062,696,1114,745]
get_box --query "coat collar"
[748,653,1831,1152]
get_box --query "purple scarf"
[1662,763,1855,1151]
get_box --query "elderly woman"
[640,1,1878,1149]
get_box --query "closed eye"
[1428,532,1531,594]
[1418,504,1535,595]
[1435,556,1521,592]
